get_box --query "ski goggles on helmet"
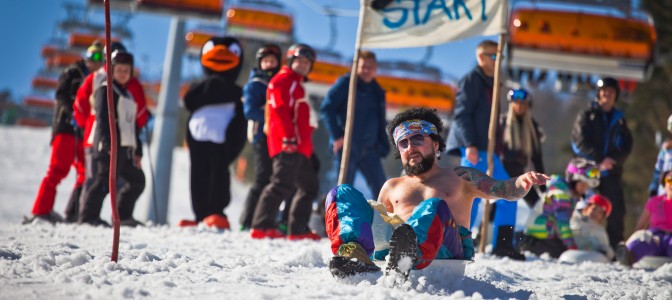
[87,51,103,62]
[567,164,601,179]
[288,47,315,62]
[393,119,437,149]
[508,89,529,102]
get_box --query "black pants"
[187,139,239,222]
[240,138,274,228]
[251,152,318,235]
[79,148,145,222]
[599,175,625,249]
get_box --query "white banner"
[361,0,505,48]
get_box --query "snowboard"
[558,249,610,264]
[634,256,672,269]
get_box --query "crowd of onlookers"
[26,37,672,266]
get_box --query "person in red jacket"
[250,43,320,241]
[26,43,103,224]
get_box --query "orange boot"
[203,214,231,230]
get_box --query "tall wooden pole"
[479,0,509,254]
[338,0,369,185]
[103,0,120,262]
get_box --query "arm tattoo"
[454,167,528,200]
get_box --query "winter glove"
[281,137,297,153]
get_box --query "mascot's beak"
[201,45,240,72]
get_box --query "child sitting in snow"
[617,170,672,265]
[570,194,614,260]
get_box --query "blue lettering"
[382,0,408,29]
[453,0,473,20]
[423,0,453,24]
[380,0,484,30]
[481,0,487,21]
[412,0,422,25]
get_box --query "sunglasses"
[397,134,426,152]
[509,90,529,102]
[482,53,499,60]
[665,177,672,184]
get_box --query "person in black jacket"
[179,36,247,229]
[27,42,103,224]
[445,40,524,260]
[571,77,633,249]
[78,51,145,227]
[498,88,546,208]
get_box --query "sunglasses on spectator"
[482,53,499,60]
[665,177,672,184]
[397,134,426,152]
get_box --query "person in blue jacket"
[320,50,389,199]
[445,40,524,260]
[239,44,282,231]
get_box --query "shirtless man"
[325,108,548,277]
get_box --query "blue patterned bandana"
[393,119,438,145]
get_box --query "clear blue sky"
[0,0,492,100]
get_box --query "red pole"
[104,0,121,262]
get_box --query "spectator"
[519,158,600,258]
[320,50,388,198]
[239,44,282,231]
[78,51,146,227]
[27,42,103,224]
[181,37,247,229]
[570,194,615,260]
[250,44,320,241]
[498,88,546,208]
[648,114,672,196]
[616,170,672,266]
[571,77,633,249]
[445,40,523,260]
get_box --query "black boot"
[492,226,526,261]
[64,185,82,223]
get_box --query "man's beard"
[403,150,435,176]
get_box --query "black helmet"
[286,43,316,68]
[104,41,127,55]
[111,50,133,71]
[256,44,281,75]
[596,77,619,98]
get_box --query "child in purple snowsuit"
[619,170,672,264]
